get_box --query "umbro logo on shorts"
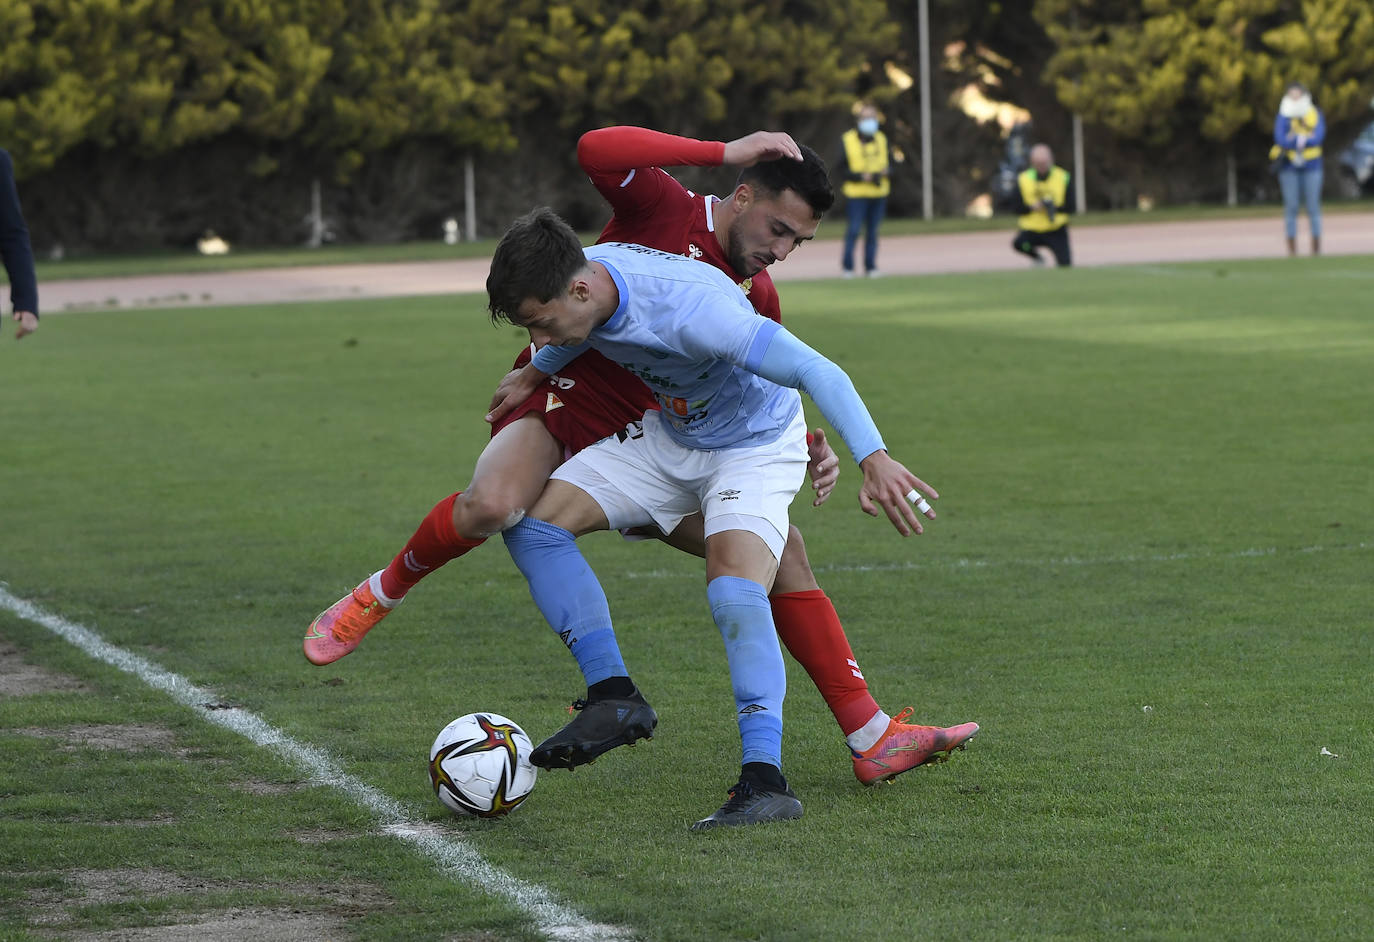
[717,489,741,501]
[739,704,767,714]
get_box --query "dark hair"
[736,143,835,219]
[486,207,586,325]
[1285,81,1309,95]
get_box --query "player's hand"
[485,364,545,424]
[722,131,802,167]
[806,427,840,507]
[856,450,938,537]
[12,310,36,340]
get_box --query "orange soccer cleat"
[303,577,393,666]
[851,709,979,786]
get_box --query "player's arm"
[578,128,724,219]
[749,322,939,537]
[579,126,801,175]
[578,127,803,217]
[485,343,588,424]
[578,127,725,177]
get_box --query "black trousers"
[1012,227,1072,267]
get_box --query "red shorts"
[490,347,660,455]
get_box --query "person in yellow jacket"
[1007,144,1075,267]
[1270,81,1325,256]
[839,104,890,277]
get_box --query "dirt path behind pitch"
[38,211,1373,313]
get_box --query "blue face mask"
[857,118,879,136]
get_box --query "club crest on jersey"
[739,277,753,294]
[545,392,564,412]
[686,243,703,259]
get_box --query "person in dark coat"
[0,149,38,339]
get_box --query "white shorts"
[552,409,809,560]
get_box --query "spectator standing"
[1271,82,1325,256]
[839,105,890,278]
[0,149,37,339]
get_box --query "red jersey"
[492,126,781,452]
[581,126,782,323]
[496,343,658,455]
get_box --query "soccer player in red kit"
[304,127,977,785]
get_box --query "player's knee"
[453,488,526,539]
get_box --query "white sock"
[368,570,402,609]
[845,709,891,753]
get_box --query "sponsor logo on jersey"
[687,242,703,259]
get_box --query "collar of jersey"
[597,257,630,329]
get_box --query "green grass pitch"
[1,256,1371,940]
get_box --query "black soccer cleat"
[690,778,803,831]
[531,688,657,770]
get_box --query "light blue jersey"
[579,242,802,450]
[532,242,887,463]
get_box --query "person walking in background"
[1271,82,1325,257]
[1006,143,1075,268]
[0,149,38,339]
[839,104,890,278]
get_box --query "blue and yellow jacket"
[1271,108,1325,170]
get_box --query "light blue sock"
[707,575,786,767]
[503,517,627,685]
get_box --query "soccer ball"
[428,712,537,817]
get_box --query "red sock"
[770,589,881,735]
[378,492,486,600]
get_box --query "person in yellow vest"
[1008,144,1074,267]
[839,104,890,278]
[1270,81,1325,256]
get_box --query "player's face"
[725,187,820,277]
[514,294,595,349]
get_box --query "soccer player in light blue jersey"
[487,207,943,830]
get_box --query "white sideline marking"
[619,541,1371,580]
[0,585,632,942]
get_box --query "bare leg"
[454,415,566,539]
[307,415,564,667]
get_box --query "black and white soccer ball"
[428,712,537,817]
